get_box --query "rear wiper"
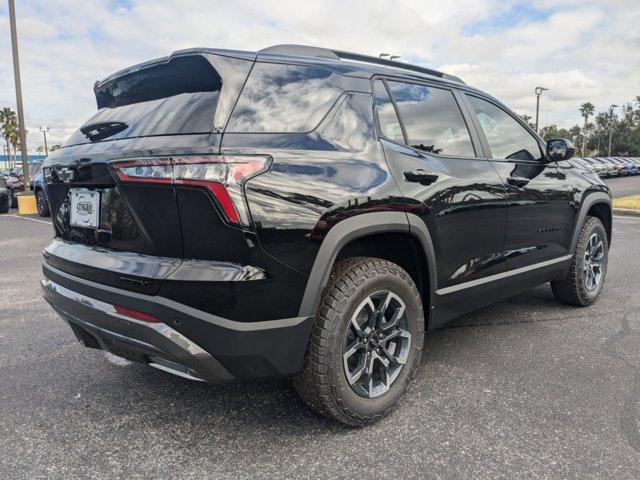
[80,121,128,142]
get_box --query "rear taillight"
[110,155,270,227]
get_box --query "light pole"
[607,104,618,156]
[534,86,548,133]
[379,53,390,58]
[39,127,49,156]
[8,0,31,191]
[390,55,401,61]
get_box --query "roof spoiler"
[259,44,465,84]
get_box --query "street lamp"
[390,55,401,61]
[39,126,50,156]
[379,53,390,58]
[534,86,548,133]
[608,104,619,156]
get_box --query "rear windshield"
[64,55,221,146]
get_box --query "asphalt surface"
[1,183,640,479]
[604,175,640,198]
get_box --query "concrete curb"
[612,208,640,217]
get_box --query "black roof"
[97,44,466,89]
[257,44,465,84]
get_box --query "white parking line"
[613,216,640,221]
[2,214,52,225]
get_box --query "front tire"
[551,216,608,306]
[293,257,424,426]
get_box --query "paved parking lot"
[604,175,640,198]
[1,181,640,479]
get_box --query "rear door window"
[466,95,542,161]
[386,81,475,157]
[226,63,343,133]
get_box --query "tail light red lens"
[110,155,270,226]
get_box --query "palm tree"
[8,126,22,168]
[0,107,18,166]
[579,102,595,156]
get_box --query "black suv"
[42,45,612,426]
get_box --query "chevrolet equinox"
[42,44,612,426]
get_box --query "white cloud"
[0,0,638,152]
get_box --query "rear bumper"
[42,262,314,382]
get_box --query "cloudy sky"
[0,0,639,151]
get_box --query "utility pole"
[39,127,49,156]
[607,104,618,156]
[534,87,548,133]
[8,0,31,190]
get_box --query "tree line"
[521,95,640,156]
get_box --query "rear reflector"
[110,155,269,226]
[113,305,162,323]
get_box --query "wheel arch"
[297,212,437,326]
[570,191,612,254]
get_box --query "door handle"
[506,176,530,188]
[404,170,439,185]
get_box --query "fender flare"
[297,211,438,318]
[569,191,611,254]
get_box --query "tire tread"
[293,257,423,426]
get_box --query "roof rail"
[258,44,465,84]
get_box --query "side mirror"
[546,138,575,162]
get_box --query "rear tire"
[36,190,50,217]
[293,257,424,426]
[551,216,608,306]
[0,198,8,214]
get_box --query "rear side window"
[386,81,474,156]
[467,95,542,161]
[373,80,404,144]
[227,63,342,133]
[65,55,222,146]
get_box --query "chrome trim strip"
[436,254,573,295]
[148,363,204,382]
[41,277,216,371]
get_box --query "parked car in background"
[0,174,10,213]
[29,161,44,190]
[32,167,50,217]
[578,158,607,177]
[590,158,615,177]
[4,161,44,207]
[41,44,612,426]
[615,158,638,175]
[598,157,623,176]
[609,157,631,175]
[629,158,640,171]
[573,158,598,175]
